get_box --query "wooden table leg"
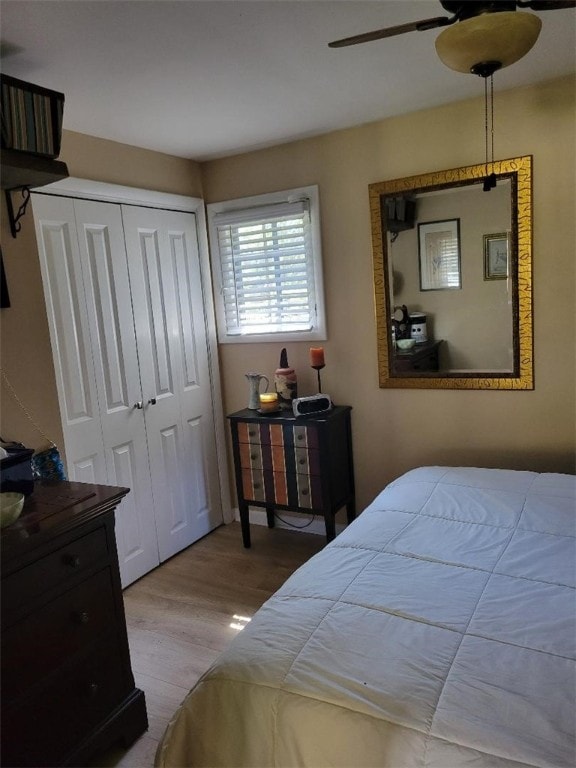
[266,506,275,528]
[346,500,356,524]
[324,512,336,543]
[239,502,251,548]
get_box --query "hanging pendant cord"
[0,368,56,447]
[490,74,495,166]
[484,76,489,176]
[483,74,496,191]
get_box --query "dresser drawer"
[2,637,127,768]
[2,526,109,622]
[2,567,116,702]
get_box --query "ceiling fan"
[329,1,576,77]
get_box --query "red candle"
[310,347,325,367]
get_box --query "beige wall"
[1,76,574,520]
[202,75,576,513]
[392,183,513,370]
[0,131,202,453]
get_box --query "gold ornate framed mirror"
[370,155,533,390]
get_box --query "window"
[207,186,325,343]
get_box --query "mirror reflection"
[370,157,533,390]
[391,181,513,372]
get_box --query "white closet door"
[73,199,160,584]
[121,206,222,561]
[33,195,107,484]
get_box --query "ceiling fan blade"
[517,0,576,8]
[328,15,453,48]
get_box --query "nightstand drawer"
[237,421,319,449]
[239,441,320,476]
[3,526,109,621]
[237,422,285,447]
[239,441,263,470]
[294,446,320,475]
[241,468,322,509]
[237,422,264,445]
[2,567,116,701]
[293,424,318,448]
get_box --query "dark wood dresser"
[1,481,147,767]
[228,406,355,547]
[393,339,442,373]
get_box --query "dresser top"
[1,481,129,562]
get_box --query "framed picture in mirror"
[418,219,461,290]
[484,232,509,280]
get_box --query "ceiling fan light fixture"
[435,11,542,75]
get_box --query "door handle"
[148,397,157,405]
[134,401,143,410]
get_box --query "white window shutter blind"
[214,200,317,337]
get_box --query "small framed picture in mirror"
[484,233,508,280]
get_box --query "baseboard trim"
[232,507,345,537]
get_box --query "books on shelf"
[1,74,64,159]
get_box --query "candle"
[310,347,325,368]
[259,392,279,412]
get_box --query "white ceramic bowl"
[0,492,25,528]
[396,338,416,350]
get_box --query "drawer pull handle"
[254,482,261,490]
[298,458,306,465]
[297,434,304,441]
[248,429,256,437]
[63,554,81,568]
[73,611,90,625]
[302,488,309,496]
[250,453,257,461]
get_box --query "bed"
[155,466,576,768]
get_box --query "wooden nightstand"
[228,406,355,547]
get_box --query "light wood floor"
[90,522,325,768]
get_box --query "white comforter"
[156,467,576,768]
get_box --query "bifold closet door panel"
[121,205,223,562]
[32,194,108,483]
[73,199,161,584]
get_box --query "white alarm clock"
[292,394,333,417]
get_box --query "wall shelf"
[2,149,69,237]
[2,149,69,191]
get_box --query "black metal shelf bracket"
[5,187,32,239]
